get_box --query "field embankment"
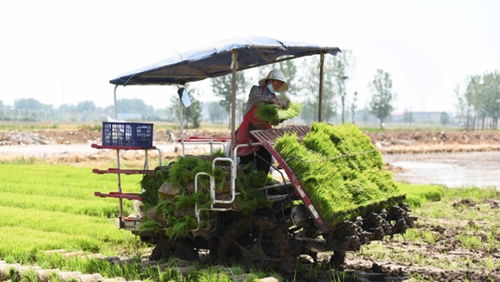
[1,125,499,154]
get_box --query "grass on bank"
[398,182,445,207]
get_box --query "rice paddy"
[0,164,141,262]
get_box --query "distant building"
[390,111,454,125]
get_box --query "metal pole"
[318,53,325,122]
[116,149,123,227]
[113,85,118,119]
[179,94,185,156]
[230,51,238,156]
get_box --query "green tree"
[14,98,52,121]
[277,60,298,94]
[185,98,202,128]
[350,91,358,124]
[14,98,45,112]
[168,87,202,129]
[482,71,500,129]
[459,71,500,130]
[298,56,338,123]
[207,101,225,124]
[116,98,153,116]
[440,112,450,126]
[403,109,414,125]
[369,69,394,129]
[211,71,248,125]
[0,100,4,119]
[211,72,247,111]
[75,101,96,112]
[454,85,471,129]
[331,50,355,124]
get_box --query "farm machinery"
[93,37,415,273]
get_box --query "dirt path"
[1,128,499,154]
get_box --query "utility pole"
[351,91,358,124]
[340,75,348,124]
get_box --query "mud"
[341,196,500,282]
[368,130,500,154]
[344,258,499,282]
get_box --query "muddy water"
[383,151,500,189]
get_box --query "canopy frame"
[110,37,340,155]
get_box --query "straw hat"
[258,69,289,92]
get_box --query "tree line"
[0,51,398,129]
[4,52,495,130]
[455,71,500,130]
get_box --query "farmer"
[235,69,289,173]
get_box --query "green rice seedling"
[197,271,233,282]
[8,267,21,282]
[308,123,399,196]
[167,156,227,189]
[329,270,347,282]
[420,230,437,244]
[164,215,198,239]
[157,268,186,282]
[275,123,403,225]
[48,272,62,282]
[311,123,384,170]
[457,234,483,250]
[403,228,421,242]
[0,206,131,242]
[235,169,272,215]
[140,154,278,239]
[446,186,498,201]
[0,226,107,262]
[140,167,169,206]
[0,191,119,217]
[255,101,301,125]
[139,156,221,239]
[275,133,356,224]
[484,256,497,272]
[20,269,37,282]
[0,164,141,203]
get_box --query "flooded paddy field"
[384,151,500,189]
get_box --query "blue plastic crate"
[102,122,153,148]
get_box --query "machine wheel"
[149,238,198,261]
[237,217,296,275]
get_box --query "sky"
[1,0,499,113]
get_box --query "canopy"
[110,36,340,86]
